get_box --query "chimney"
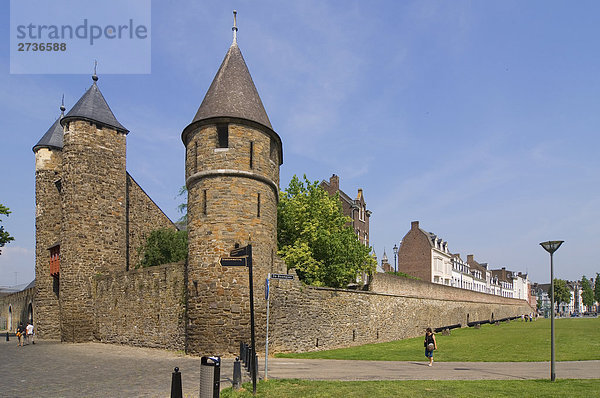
[411,221,419,230]
[467,254,474,263]
[330,174,339,191]
[357,188,363,200]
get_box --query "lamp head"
[540,240,564,254]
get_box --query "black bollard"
[233,356,242,390]
[6,331,9,342]
[171,367,182,398]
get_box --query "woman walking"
[424,327,437,366]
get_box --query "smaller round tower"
[182,15,284,355]
[32,99,65,339]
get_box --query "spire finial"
[232,10,238,44]
[92,60,98,82]
[60,94,66,116]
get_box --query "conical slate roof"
[61,77,128,134]
[191,42,272,129]
[33,115,64,152]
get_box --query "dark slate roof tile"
[192,43,272,129]
[61,80,128,133]
[33,116,64,152]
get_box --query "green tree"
[137,228,188,268]
[177,185,187,224]
[537,297,542,311]
[277,175,376,288]
[595,273,600,304]
[581,276,594,308]
[553,278,571,306]
[0,203,15,255]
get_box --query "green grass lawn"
[275,317,600,362]
[221,379,600,398]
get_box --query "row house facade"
[397,221,530,300]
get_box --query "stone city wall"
[370,273,523,305]
[268,272,533,353]
[94,261,186,350]
[0,287,35,332]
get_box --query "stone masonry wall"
[34,148,62,339]
[268,272,533,353]
[60,120,127,342]
[94,261,185,349]
[185,122,284,356]
[126,173,177,269]
[0,287,35,332]
[370,273,523,305]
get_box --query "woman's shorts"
[425,348,434,358]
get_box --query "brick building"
[396,221,452,284]
[320,174,371,246]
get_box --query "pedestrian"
[424,327,437,367]
[26,322,34,345]
[16,322,25,347]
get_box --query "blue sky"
[1,1,599,286]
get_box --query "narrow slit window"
[257,193,261,218]
[194,141,198,173]
[203,189,207,215]
[250,141,254,169]
[217,124,228,148]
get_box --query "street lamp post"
[540,240,564,382]
[393,244,398,273]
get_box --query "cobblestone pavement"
[1,339,599,397]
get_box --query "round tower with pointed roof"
[58,73,129,342]
[32,100,65,339]
[182,14,284,355]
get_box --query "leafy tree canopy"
[553,278,571,305]
[581,275,595,308]
[137,228,187,268]
[0,203,15,255]
[277,175,376,288]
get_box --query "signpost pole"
[247,244,257,395]
[265,274,270,380]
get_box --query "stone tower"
[182,19,284,355]
[32,101,66,339]
[58,73,129,342]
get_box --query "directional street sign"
[230,245,250,258]
[270,273,294,280]
[220,257,247,267]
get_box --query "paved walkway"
[1,339,598,397]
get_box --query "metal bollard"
[199,356,220,398]
[6,331,9,342]
[170,367,182,398]
[233,356,242,390]
[239,341,244,360]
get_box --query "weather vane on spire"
[232,10,238,44]
[60,94,65,116]
[92,60,98,82]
